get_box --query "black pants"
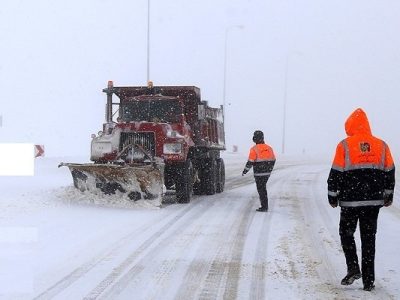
[339,206,380,286]
[255,175,270,208]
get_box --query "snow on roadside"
[56,186,162,210]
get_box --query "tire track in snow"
[172,194,251,300]
[33,203,196,300]
[221,199,258,300]
[225,174,255,191]
[214,160,307,299]
[129,199,246,300]
[85,197,222,299]
[269,169,311,296]
[299,167,349,299]
[196,200,254,300]
[257,165,342,299]
[134,223,205,300]
[245,176,282,300]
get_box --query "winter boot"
[363,283,375,291]
[341,270,362,285]
[256,207,268,212]
[364,284,375,292]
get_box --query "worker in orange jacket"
[242,130,276,212]
[327,108,395,291]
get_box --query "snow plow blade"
[58,162,164,201]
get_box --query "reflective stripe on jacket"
[327,108,395,207]
[244,143,276,177]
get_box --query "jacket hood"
[345,108,371,136]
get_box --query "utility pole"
[223,25,243,151]
[146,0,151,83]
[282,56,289,154]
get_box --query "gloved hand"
[242,169,247,176]
[383,192,393,207]
[328,194,338,208]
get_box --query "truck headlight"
[163,143,182,154]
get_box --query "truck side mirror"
[198,105,205,120]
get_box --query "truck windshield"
[121,100,182,123]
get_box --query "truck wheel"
[176,160,193,203]
[204,158,217,195]
[216,158,225,193]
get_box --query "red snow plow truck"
[60,81,226,203]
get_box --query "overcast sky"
[1,0,400,159]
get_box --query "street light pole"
[223,30,228,110]
[282,55,289,154]
[223,25,243,109]
[281,52,302,154]
[146,0,151,83]
[223,25,243,151]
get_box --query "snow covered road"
[1,153,399,299]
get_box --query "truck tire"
[175,160,193,203]
[204,158,217,195]
[216,158,225,193]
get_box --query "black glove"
[383,192,393,207]
[242,169,247,176]
[328,195,338,208]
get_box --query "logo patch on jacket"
[360,142,371,153]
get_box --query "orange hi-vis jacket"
[244,143,276,177]
[328,108,395,207]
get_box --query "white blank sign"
[0,143,34,176]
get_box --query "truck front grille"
[120,132,156,157]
